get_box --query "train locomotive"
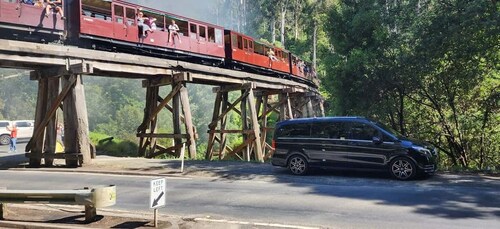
[0,0,319,87]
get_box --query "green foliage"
[89,132,139,157]
[324,0,500,169]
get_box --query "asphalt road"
[0,161,498,228]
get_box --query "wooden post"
[172,82,182,157]
[278,93,286,121]
[247,88,263,162]
[31,75,48,167]
[260,95,269,154]
[306,97,314,118]
[0,203,5,220]
[84,204,97,223]
[138,85,159,157]
[286,93,293,119]
[219,92,229,159]
[63,74,91,167]
[148,88,159,158]
[44,77,60,166]
[179,84,196,159]
[241,90,249,161]
[205,92,222,160]
[319,98,325,117]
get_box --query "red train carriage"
[78,0,224,60]
[224,30,290,74]
[0,0,64,40]
[0,0,318,87]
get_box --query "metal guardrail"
[0,185,116,222]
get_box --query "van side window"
[348,123,379,141]
[276,123,310,138]
[312,122,348,139]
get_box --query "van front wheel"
[288,155,308,175]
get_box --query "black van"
[271,117,438,180]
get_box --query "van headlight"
[412,146,432,157]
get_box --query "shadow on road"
[153,160,500,220]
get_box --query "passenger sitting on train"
[137,11,152,38]
[168,20,181,45]
[45,0,65,20]
[34,0,44,7]
[297,60,305,73]
[145,16,157,32]
[267,49,278,61]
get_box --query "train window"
[82,0,112,21]
[215,29,223,45]
[190,24,197,39]
[231,34,237,48]
[114,5,124,23]
[254,43,265,55]
[243,39,248,49]
[249,41,254,50]
[283,52,290,62]
[208,27,215,43]
[126,8,135,26]
[199,25,207,41]
[237,36,243,49]
[225,34,231,46]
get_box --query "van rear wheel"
[390,157,416,180]
[288,155,308,175]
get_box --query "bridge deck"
[0,39,315,91]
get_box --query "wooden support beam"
[219,92,229,160]
[26,75,76,153]
[141,72,192,88]
[137,86,159,157]
[30,76,48,167]
[172,82,183,157]
[205,92,222,160]
[306,97,314,118]
[179,84,197,159]
[286,94,293,119]
[136,133,189,138]
[147,144,184,159]
[63,74,92,167]
[260,95,269,155]
[139,84,182,131]
[208,130,254,134]
[247,88,263,162]
[208,90,249,129]
[225,137,255,159]
[43,77,60,166]
[241,89,249,161]
[213,83,255,93]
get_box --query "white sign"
[150,178,166,209]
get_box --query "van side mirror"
[372,136,383,145]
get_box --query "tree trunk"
[280,4,287,47]
[271,18,276,44]
[313,21,317,69]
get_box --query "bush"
[89,132,139,157]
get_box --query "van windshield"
[370,120,403,139]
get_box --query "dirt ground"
[0,204,259,229]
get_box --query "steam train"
[0,0,318,87]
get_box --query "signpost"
[150,178,166,227]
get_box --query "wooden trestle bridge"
[0,39,324,167]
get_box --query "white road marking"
[194,217,323,229]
